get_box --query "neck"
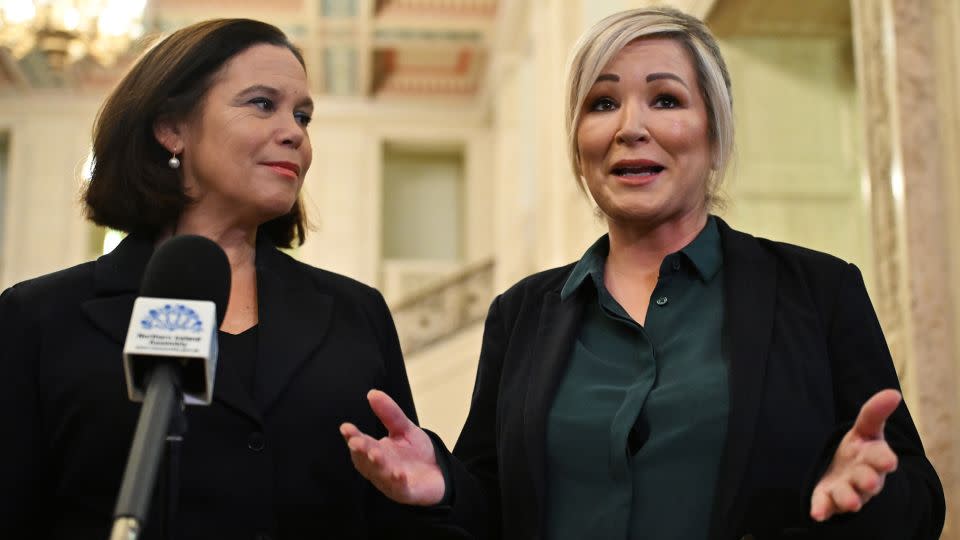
[162,215,261,334]
[159,215,258,271]
[605,210,708,280]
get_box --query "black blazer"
[0,232,416,539]
[434,219,944,540]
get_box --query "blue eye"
[589,97,618,112]
[294,111,312,127]
[653,95,680,109]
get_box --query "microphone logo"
[140,304,204,332]
[123,297,218,404]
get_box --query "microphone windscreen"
[140,235,231,326]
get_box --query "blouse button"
[248,431,265,452]
[656,296,668,306]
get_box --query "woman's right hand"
[340,389,446,506]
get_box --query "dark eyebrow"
[236,84,314,109]
[593,72,689,90]
[646,72,689,89]
[237,84,279,98]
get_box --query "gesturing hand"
[340,390,446,506]
[810,389,901,522]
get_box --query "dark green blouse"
[546,217,729,540]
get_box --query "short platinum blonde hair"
[566,7,734,210]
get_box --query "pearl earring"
[168,151,181,169]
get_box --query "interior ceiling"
[0,0,499,99]
[0,0,857,96]
[708,0,852,38]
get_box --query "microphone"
[122,235,231,404]
[111,235,231,540]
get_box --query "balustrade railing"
[390,258,494,355]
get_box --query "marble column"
[850,0,960,536]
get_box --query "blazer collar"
[80,232,334,424]
[710,217,778,539]
[81,233,154,344]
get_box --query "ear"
[153,115,184,154]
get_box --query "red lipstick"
[262,161,301,179]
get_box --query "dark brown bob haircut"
[83,18,308,247]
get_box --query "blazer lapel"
[711,219,778,537]
[81,234,153,344]
[252,237,333,414]
[522,288,584,528]
[82,295,138,343]
[81,234,261,423]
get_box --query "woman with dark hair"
[0,19,417,539]
[341,7,944,540]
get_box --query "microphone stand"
[110,363,187,540]
[163,406,186,539]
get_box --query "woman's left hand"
[810,389,902,522]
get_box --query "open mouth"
[611,164,665,177]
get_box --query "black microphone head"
[140,235,231,326]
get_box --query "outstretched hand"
[340,390,446,506]
[810,389,901,522]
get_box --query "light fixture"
[0,0,147,70]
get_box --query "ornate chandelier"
[0,0,147,70]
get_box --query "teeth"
[614,167,662,176]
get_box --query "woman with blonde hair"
[342,7,944,539]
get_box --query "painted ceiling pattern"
[0,0,499,100]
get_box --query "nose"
[615,100,649,145]
[276,116,306,149]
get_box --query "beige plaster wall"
[295,101,492,288]
[0,94,101,288]
[716,33,871,285]
[934,0,960,461]
[0,96,493,291]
